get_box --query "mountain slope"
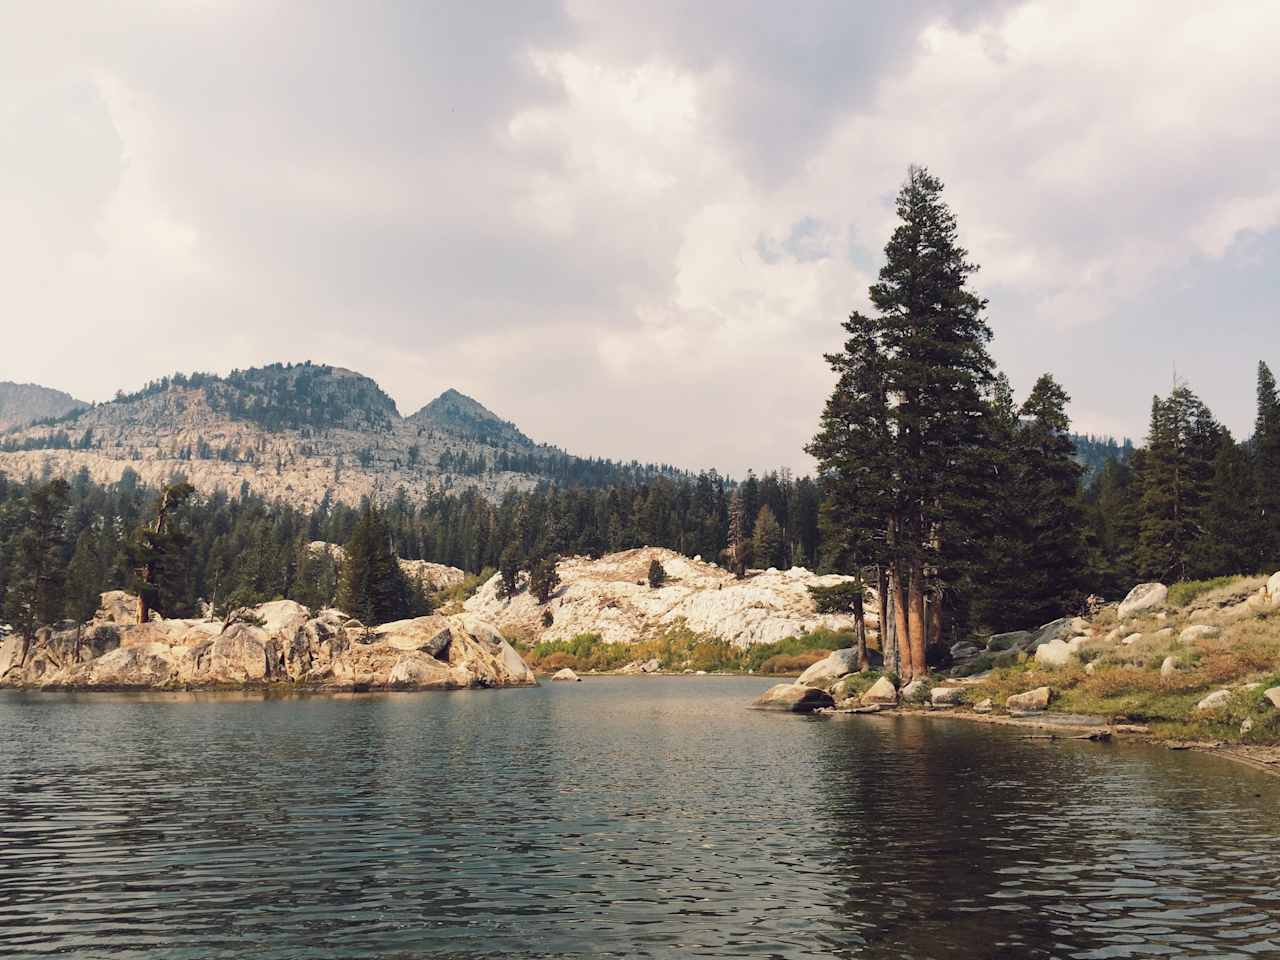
[0,382,89,432]
[0,362,670,507]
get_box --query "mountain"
[0,382,89,432]
[0,362,673,507]
[408,388,532,447]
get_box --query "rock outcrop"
[551,668,581,682]
[463,547,870,648]
[0,592,534,692]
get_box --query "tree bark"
[852,586,870,671]
[907,556,928,681]
[891,562,912,680]
[877,564,892,675]
[928,587,943,653]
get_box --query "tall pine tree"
[811,166,995,678]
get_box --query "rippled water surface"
[1,678,1278,958]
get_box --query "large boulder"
[0,635,27,679]
[987,630,1033,652]
[1027,618,1072,653]
[551,667,581,682]
[796,648,862,689]
[750,683,834,713]
[1006,686,1051,711]
[1118,583,1168,620]
[1034,638,1075,668]
[94,590,139,625]
[931,686,965,706]
[861,676,898,705]
[373,616,453,658]
[1264,687,1280,710]
[388,653,455,688]
[900,679,929,703]
[252,599,311,635]
[208,623,270,683]
[1196,689,1232,712]
[1179,625,1220,644]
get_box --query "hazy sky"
[3,2,1278,474]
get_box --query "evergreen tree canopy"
[335,505,410,625]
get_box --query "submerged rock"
[751,683,834,713]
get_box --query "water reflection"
[0,681,1276,958]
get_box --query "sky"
[2,1,1278,476]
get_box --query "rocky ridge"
[462,547,871,647]
[0,591,534,691]
[0,363,565,507]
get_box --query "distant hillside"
[1072,433,1134,482]
[0,362,679,507]
[0,382,88,432]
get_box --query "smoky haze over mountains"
[3,3,1279,473]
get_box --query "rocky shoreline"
[749,572,1280,770]
[0,591,536,692]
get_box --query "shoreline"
[837,702,1280,779]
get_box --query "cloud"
[1,1,1277,474]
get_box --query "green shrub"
[1168,576,1246,607]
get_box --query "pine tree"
[1012,374,1087,623]
[335,505,410,625]
[1136,385,1224,582]
[751,505,785,570]
[129,482,196,622]
[726,492,749,578]
[497,542,522,599]
[1197,435,1256,577]
[647,558,666,588]
[527,554,561,604]
[3,479,71,635]
[1254,361,1280,566]
[809,166,995,678]
[65,527,104,623]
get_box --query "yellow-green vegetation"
[959,574,1280,744]
[518,624,853,675]
[431,566,496,614]
[1167,574,1268,607]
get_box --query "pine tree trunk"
[907,557,927,681]
[877,565,892,675]
[928,588,943,653]
[852,589,869,671]
[892,563,912,679]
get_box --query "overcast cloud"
[2,1,1278,475]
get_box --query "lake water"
[1,677,1277,959]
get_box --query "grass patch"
[1168,575,1251,607]
[517,624,853,676]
